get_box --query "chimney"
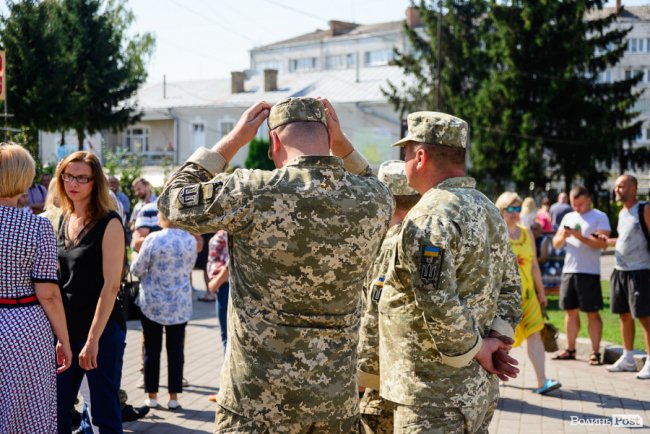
[231,71,245,94]
[616,0,622,15]
[406,6,421,28]
[328,20,358,36]
[264,69,278,92]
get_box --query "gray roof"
[586,5,650,21]
[253,20,404,50]
[136,65,407,111]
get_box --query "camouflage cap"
[267,97,327,130]
[391,111,468,149]
[378,160,418,196]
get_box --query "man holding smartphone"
[552,186,610,365]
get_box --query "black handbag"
[119,273,140,321]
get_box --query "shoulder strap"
[639,202,650,247]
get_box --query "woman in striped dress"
[496,192,561,395]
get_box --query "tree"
[59,0,154,150]
[383,0,489,121]
[1,0,72,133]
[386,1,643,193]
[245,137,275,170]
[472,0,641,192]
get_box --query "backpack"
[639,201,650,253]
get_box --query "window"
[191,122,205,151]
[124,127,149,154]
[220,122,234,139]
[629,39,637,53]
[647,38,650,52]
[290,57,319,72]
[645,127,650,140]
[364,49,393,66]
[325,53,356,70]
[625,69,632,80]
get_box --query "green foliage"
[244,137,275,171]
[103,147,142,207]
[1,0,72,132]
[387,1,643,193]
[3,126,45,177]
[59,0,155,149]
[0,0,155,149]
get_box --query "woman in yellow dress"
[496,192,562,395]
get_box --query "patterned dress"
[511,224,544,347]
[0,205,60,434]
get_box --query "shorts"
[610,269,650,318]
[559,273,603,312]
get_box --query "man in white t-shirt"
[552,185,610,365]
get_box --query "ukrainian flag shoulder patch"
[419,244,444,287]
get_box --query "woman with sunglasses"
[495,192,561,395]
[54,151,127,433]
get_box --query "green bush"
[244,137,274,171]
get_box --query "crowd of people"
[0,96,648,434]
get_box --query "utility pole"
[436,0,442,110]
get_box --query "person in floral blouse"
[131,210,197,410]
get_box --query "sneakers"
[534,379,562,395]
[167,399,181,410]
[607,356,637,373]
[637,361,650,380]
[182,377,189,387]
[144,398,159,408]
[122,404,149,422]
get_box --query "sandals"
[552,349,576,360]
[589,352,602,366]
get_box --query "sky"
[127,0,650,84]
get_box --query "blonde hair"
[495,191,522,212]
[43,179,60,211]
[521,197,536,215]
[0,142,36,197]
[55,151,116,224]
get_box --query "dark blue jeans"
[57,320,126,434]
[140,314,186,394]
[215,282,229,353]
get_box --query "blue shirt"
[131,228,197,325]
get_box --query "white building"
[38,8,422,172]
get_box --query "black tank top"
[58,211,125,341]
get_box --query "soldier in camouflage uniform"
[377,112,522,433]
[358,160,420,434]
[158,97,394,433]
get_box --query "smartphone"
[590,233,600,238]
[563,225,572,230]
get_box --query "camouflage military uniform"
[158,99,394,432]
[358,161,418,434]
[379,113,522,433]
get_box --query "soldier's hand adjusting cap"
[392,111,468,149]
[378,160,418,197]
[267,97,328,130]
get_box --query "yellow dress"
[511,224,544,347]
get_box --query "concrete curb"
[557,333,647,369]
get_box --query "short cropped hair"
[495,191,522,212]
[410,142,466,166]
[132,177,151,188]
[570,185,589,199]
[0,142,36,197]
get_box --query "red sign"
[0,51,5,101]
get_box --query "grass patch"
[546,280,646,351]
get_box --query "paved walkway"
[120,266,649,433]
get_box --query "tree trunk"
[76,128,84,151]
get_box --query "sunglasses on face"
[505,206,522,213]
[61,173,94,184]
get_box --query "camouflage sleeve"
[342,149,372,176]
[158,148,254,234]
[357,271,381,390]
[490,247,522,338]
[400,217,483,368]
